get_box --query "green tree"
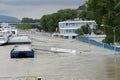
[58,9,78,20]
[77,4,94,20]
[40,9,78,32]
[22,17,39,23]
[75,28,83,36]
[93,25,104,35]
[75,24,91,36]
[16,23,32,29]
[87,0,120,44]
[77,4,86,10]
[81,24,91,34]
[40,15,48,31]
[78,10,94,20]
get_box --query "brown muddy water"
[104,54,120,80]
[0,30,120,80]
[0,48,120,80]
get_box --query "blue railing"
[77,36,120,52]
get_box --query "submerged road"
[0,30,120,80]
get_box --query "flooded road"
[1,46,120,80]
[104,54,120,80]
[0,31,120,80]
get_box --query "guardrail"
[76,36,120,52]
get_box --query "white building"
[59,20,96,39]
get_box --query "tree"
[78,10,94,20]
[75,28,83,36]
[75,24,91,36]
[58,9,78,20]
[22,17,39,23]
[40,9,78,32]
[16,23,32,29]
[87,0,120,44]
[40,15,48,32]
[77,4,94,20]
[81,24,91,34]
[77,4,86,10]
[93,25,104,35]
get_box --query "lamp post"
[113,25,120,55]
[113,29,115,45]
[87,25,91,51]
[113,25,120,80]
[113,27,117,80]
[113,29,116,53]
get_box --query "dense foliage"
[87,0,120,44]
[77,4,94,20]
[75,24,91,36]
[77,4,86,10]
[21,17,40,29]
[75,28,83,36]
[40,9,78,32]
[16,23,32,29]
[78,10,94,20]
[22,17,39,23]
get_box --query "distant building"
[59,20,96,39]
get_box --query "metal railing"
[77,36,120,52]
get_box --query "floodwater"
[1,46,120,80]
[104,54,120,80]
[0,30,120,80]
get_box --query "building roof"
[60,33,78,36]
[59,20,96,24]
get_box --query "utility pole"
[113,29,115,45]
[113,29,116,53]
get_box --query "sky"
[0,0,86,20]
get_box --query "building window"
[66,29,69,33]
[66,23,68,26]
[65,36,68,39]
[66,29,72,33]
[69,30,71,32]
[73,29,75,33]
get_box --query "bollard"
[37,77,41,80]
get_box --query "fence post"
[103,43,104,48]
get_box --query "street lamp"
[113,29,115,45]
[113,28,116,53]
[113,27,116,52]
[113,27,118,80]
[113,25,120,54]
[113,25,120,80]
[113,25,120,42]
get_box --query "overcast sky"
[0,0,86,19]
